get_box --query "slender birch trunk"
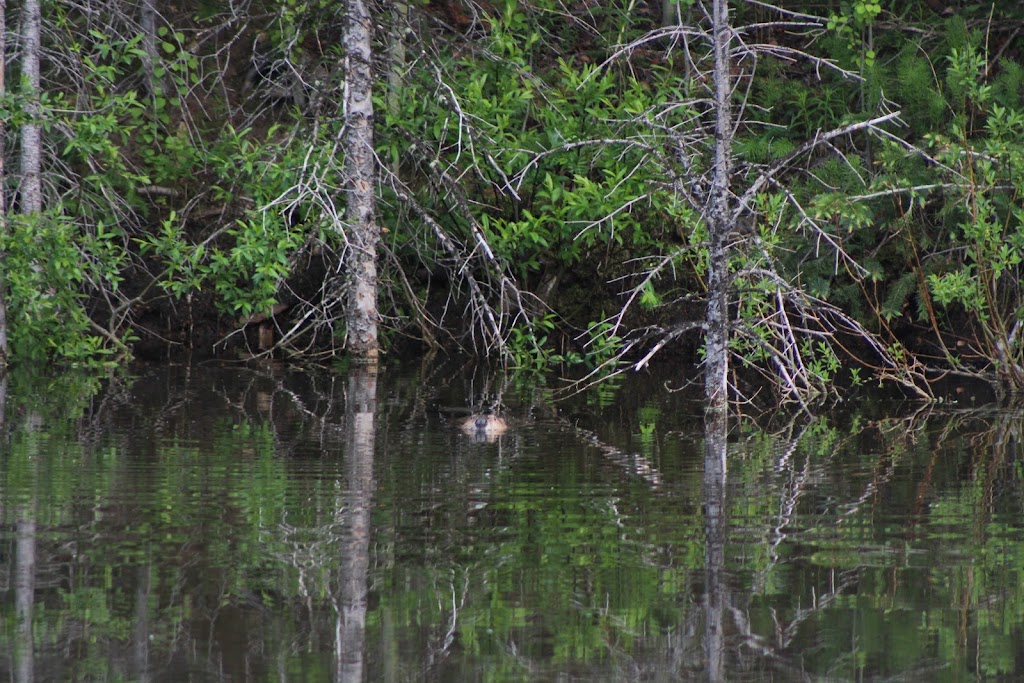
[342,0,380,362]
[140,0,160,98]
[704,13,733,666]
[386,0,408,119]
[662,0,677,28]
[19,0,41,215]
[704,0,733,411]
[0,0,9,365]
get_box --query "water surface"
[1,361,1022,681]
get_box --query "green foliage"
[581,318,625,370]
[826,0,882,69]
[496,59,664,272]
[941,14,976,55]
[881,270,920,322]
[638,280,661,309]
[10,0,1024,391]
[1,212,128,364]
[921,47,1024,385]
[993,59,1024,108]
[735,134,796,164]
[945,45,991,115]
[139,208,303,320]
[0,20,196,363]
[506,313,582,370]
[373,1,692,362]
[892,47,948,135]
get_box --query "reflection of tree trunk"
[0,374,5,532]
[335,365,377,682]
[0,371,7,447]
[14,504,37,683]
[703,410,728,682]
[983,413,1014,514]
[132,564,152,682]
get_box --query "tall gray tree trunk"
[704,0,733,411]
[662,0,677,28]
[703,0,739,602]
[386,0,408,119]
[19,0,41,215]
[342,0,380,362]
[0,0,9,365]
[140,0,160,98]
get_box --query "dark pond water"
[1,360,1023,681]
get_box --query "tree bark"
[386,0,408,119]
[140,0,160,98]
[704,0,734,411]
[0,0,9,365]
[19,0,41,215]
[662,0,677,28]
[342,0,380,362]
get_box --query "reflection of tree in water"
[0,365,376,680]
[703,410,727,683]
[334,365,377,682]
[241,365,379,682]
[0,369,38,683]
[699,406,1024,680]
[7,366,1024,680]
[14,498,37,683]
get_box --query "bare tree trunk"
[19,0,41,215]
[661,0,677,28]
[704,0,733,411]
[140,0,160,98]
[0,0,9,365]
[386,0,408,119]
[342,0,380,362]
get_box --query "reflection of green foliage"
[375,458,706,672]
[635,402,661,456]
[587,373,623,408]
[10,367,1024,680]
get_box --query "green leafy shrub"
[2,213,129,364]
[923,46,1024,389]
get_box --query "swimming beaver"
[459,413,509,438]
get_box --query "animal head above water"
[460,413,508,440]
